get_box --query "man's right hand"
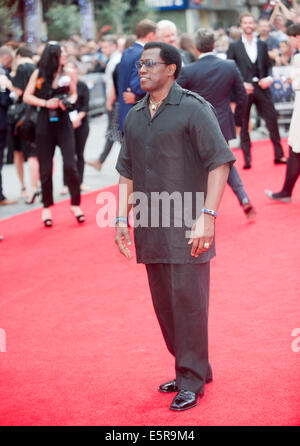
[115,224,132,260]
[244,82,254,95]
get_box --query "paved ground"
[0,112,288,221]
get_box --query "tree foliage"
[95,0,157,35]
[0,0,17,44]
[46,1,81,41]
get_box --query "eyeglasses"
[135,60,167,70]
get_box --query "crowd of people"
[0,0,299,226]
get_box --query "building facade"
[146,0,247,32]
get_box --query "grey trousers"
[145,262,212,394]
[227,165,249,205]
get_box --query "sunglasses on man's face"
[135,60,167,70]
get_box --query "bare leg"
[26,157,41,204]
[28,156,39,191]
[14,151,26,196]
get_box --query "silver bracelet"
[114,216,128,226]
[202,208,217,218]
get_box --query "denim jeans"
[227,165,249,205]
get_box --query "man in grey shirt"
[115,42,235,411]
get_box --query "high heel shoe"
[70,206,85,224]
[43,218,53,227]
[75,214,85,223]
[25,190,40,205]
[42,209,52,228]
[274,157,287,165]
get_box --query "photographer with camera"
[23,42,85,227]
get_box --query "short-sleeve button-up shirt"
[116,82,235,264]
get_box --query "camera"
[48,75,75,122]
[57,94,75,111]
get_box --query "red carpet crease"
[0,139,299,426]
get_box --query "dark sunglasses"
[135,60,167,70]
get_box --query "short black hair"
[143,41,182,79]
[16,45,33,58]
[287,23,300,37]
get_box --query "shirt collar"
[198,52,214,59]
[242,33,258,45]
[134,82,183,111]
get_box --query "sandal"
[70,206,85,224]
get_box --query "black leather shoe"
[170,390,203,411]
[158,379,178,393]
[274,157,287,164]
[243,163,251,169]
[159,377,212,393]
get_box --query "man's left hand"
[188,213,215,257]
[123,88,136,104]
[258,77,273,89]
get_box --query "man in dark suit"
[227,12,287,169]
[118,19,157,134]
[177,29,256,219]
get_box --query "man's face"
[274,14,284,29]
[1,54,12,69]
[289,34,300,50]
[101,41,116,58]
[258,20,270,36]
[138,48,174,92]
[160,26,178,46]
[240,16,256,35]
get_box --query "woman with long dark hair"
[23,42,84,227]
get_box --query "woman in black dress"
[24,42,84,227]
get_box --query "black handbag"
[7,101,27,126]
[16,105,38,143]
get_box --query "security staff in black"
[115,42,235,412]
[23,43,84,227]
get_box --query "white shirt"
[198,52,214,60]
[105,50,122,95]
[242,34,258,64]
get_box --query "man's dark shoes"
[159,377,212,393]
[242,202,256,220]
[159,379,178,393]
[274,157,287,164]
[170,390,203,411]
[265,190,291,202]
[243,163,251,169]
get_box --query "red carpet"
[0,139,300,426]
